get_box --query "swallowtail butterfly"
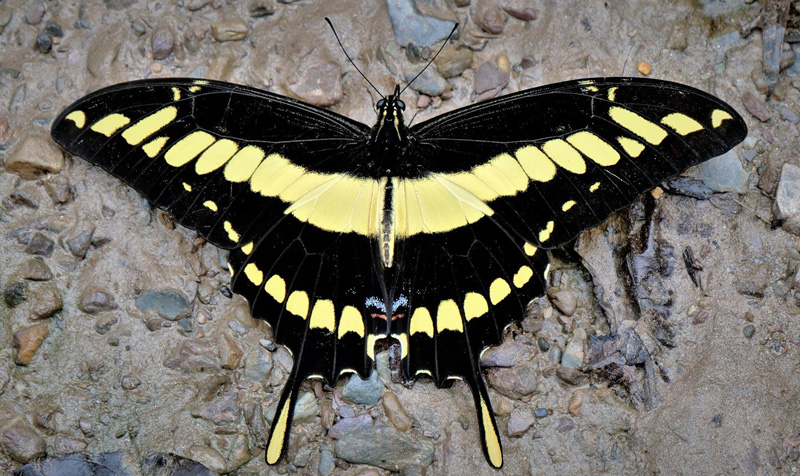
[51,69,746,467]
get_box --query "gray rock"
[334,425,434,470]
[507,407,535,437]
[192,392,238,426]
[67,229,94,258]
[404,68,447,96]
[287,63,344,107]
[29,285,62,320]
[382,392,412,431]
[24,233,54,257]
[136,289,191,320]
[4,281,27,307]
[243,350,273,382]
[5,134,64,179]
[163,339,221,372]
[474,61,509,95]
[187,445,226,474]
[293,391,320,423]
[486,361,538,398]
[142,453,215,476]
[36,33,52,54]
[120,375,140,390]
[695,150,748,194]
[562,328,587,368]
[151,27,174,60]
[95,314,118,334]
[480,340,531,367]
[780,105,800,123]
[44,178,72,204]
[434,46,473,78]
[25,1,45,25]
[0,416,46,463]
[549,289,577,316]
[776,163,800,220]
[328,414,373,439]
[20,258,53,281]
[387,0,457,47]
[741,91,770,122]
[79,287,118,314]
[318,448,334,475]
[474,5,507,34]
[342,370,383,405]
[666,176,713,199]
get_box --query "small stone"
[695,150,749,194]
[507,408,535,437]
[780,106,800,123]
[13,324,49,365]
[54,438,87,454]
[243,349,273,382]
[120,375,141,390]
[342,370,383,405]
[474,6,507,34]
[549,290,577,317]
[328,414,373,439]
[25,1,45,25]
[743,325,755,338]
[44,179,72,204]
[741,91,771,122]
[142,453,215,475]
[555,417,574,432]
[35,33,52,53]
[30,285,62,320]
[434,46,473,78]
[403,68,447,96]
[537,337,550,352]
[474,61,509,95]
[79,287,118,314]
[387,0,456,46]
[556,365,588,386]
[135,289,190,320]
[382,392,412,431]
[219,334,244,370]
[79,418,93,437]
[496,53,511,74]
[637,61,652,75]
[211,19,249,42]
[292,392,320,423]
[481,340,531,367]
[561,328,586,368]
[187,0,211,11]
[287,62,344,107]
[151,27,174,60]
[568,390,585,415]
[67,229,94,258]
[502,6,538,21]
[318,448,334,476]
[228,434,251,471]
[0,416,46,463]
[95,314,118,334]
[163,339,221,373]
[486,362,538,399]
[4,281,27,307]
[533,408,549,419]
[24,233,55,257]
[131,19,146,36]
[5,134,65,179]
[775,164,800,221]
[188,445,227,473]
[334,425,434,470]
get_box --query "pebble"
[294,392,321,423]
[502,6,538,21]
[0,416,46,463]
[474,6,507,34]
[404,68,447,96]
[0,8,11,33]
[36,33,53,54]
[666,176,713,199]
[151,27,174,60]
[228,433,252,471]
[474,61,509,95]
[192,393,238,426]
[287,63,344,107]
[480,340,530,367]
[637,61,653,75]
[775,164,800,221]
[79,287,118,314]
[780,105,800,123]
[382,391,412,431]
[25,1,45,24]
[67,228,94,258]
[328,414,373,439]
[434,46,473,78]
[219,334,244,370]
[24,232,54,257]
[386,0,456,46]
[120,375,141,390]
[342,370,383,405]
[537,337,550,352]
[318,448,335,476]
[555,417,575,432]
[211,19,249,42]
[135,289,190,320]
[695,150,749,194]
[549,289,577,316]
[163,338,221,373]
[188,445,227,473]
[533,408,549,419]
[44,178,72,204]
[334,425,434,470]
[507,408,535,437]
[743,325,756,338]
[243,350,273,382]
[95,314,118,335]
[5,134,65,179]
[486,362,538,398]
[143,453,215,476]
[4,281,27,307]
[561,328,586,368]
[30,285,63,319]
[556,365,588,386]
[568,390,585,415]
[741,91,771,121]
[13,324,49,365]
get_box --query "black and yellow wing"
[51,76,747,469]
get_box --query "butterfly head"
[373,85,406,143]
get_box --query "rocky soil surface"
[2,0,800,475]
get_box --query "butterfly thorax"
[368,87,408,174]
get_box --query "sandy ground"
[1,0,800,475]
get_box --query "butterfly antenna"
[325,17,384,99]
[399,22,459,96]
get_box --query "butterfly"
[50,73,747,467]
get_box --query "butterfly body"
[51,76,747,468]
